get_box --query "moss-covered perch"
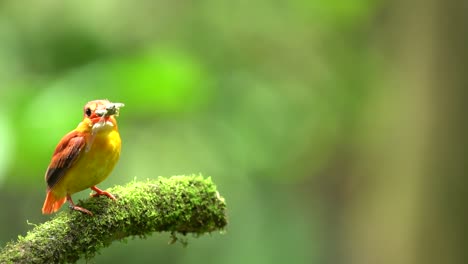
[0,175,227,264]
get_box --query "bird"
[41,99,124,215]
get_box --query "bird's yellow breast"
[53,122,121,196]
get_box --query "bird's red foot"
[90,186,116,200]
[67,195,93,215]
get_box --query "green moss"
[0,175,227,264]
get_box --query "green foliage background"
[0,1,406,263]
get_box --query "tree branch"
[0,175,227,264]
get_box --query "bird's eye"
[85,107,92,117]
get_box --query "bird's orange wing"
[45,131,86,190]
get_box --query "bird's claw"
[69,204,93,215]
[90,186,116,200]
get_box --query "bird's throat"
[86,120,115,152]
[92,120,114,133]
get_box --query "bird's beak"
[96,102,125,117]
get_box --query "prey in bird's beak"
[95,102,125,117]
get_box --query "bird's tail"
[42,191,66,214]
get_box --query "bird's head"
[82,99,124,130]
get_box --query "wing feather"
[45,131,86,190]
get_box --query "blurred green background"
[0,0,466,264]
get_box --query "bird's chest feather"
[82,129,121,179]
[63,126,121,194]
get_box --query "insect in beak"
[95,102,125,117]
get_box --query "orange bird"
[42,99,124,215]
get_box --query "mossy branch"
[0,175,227,264]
